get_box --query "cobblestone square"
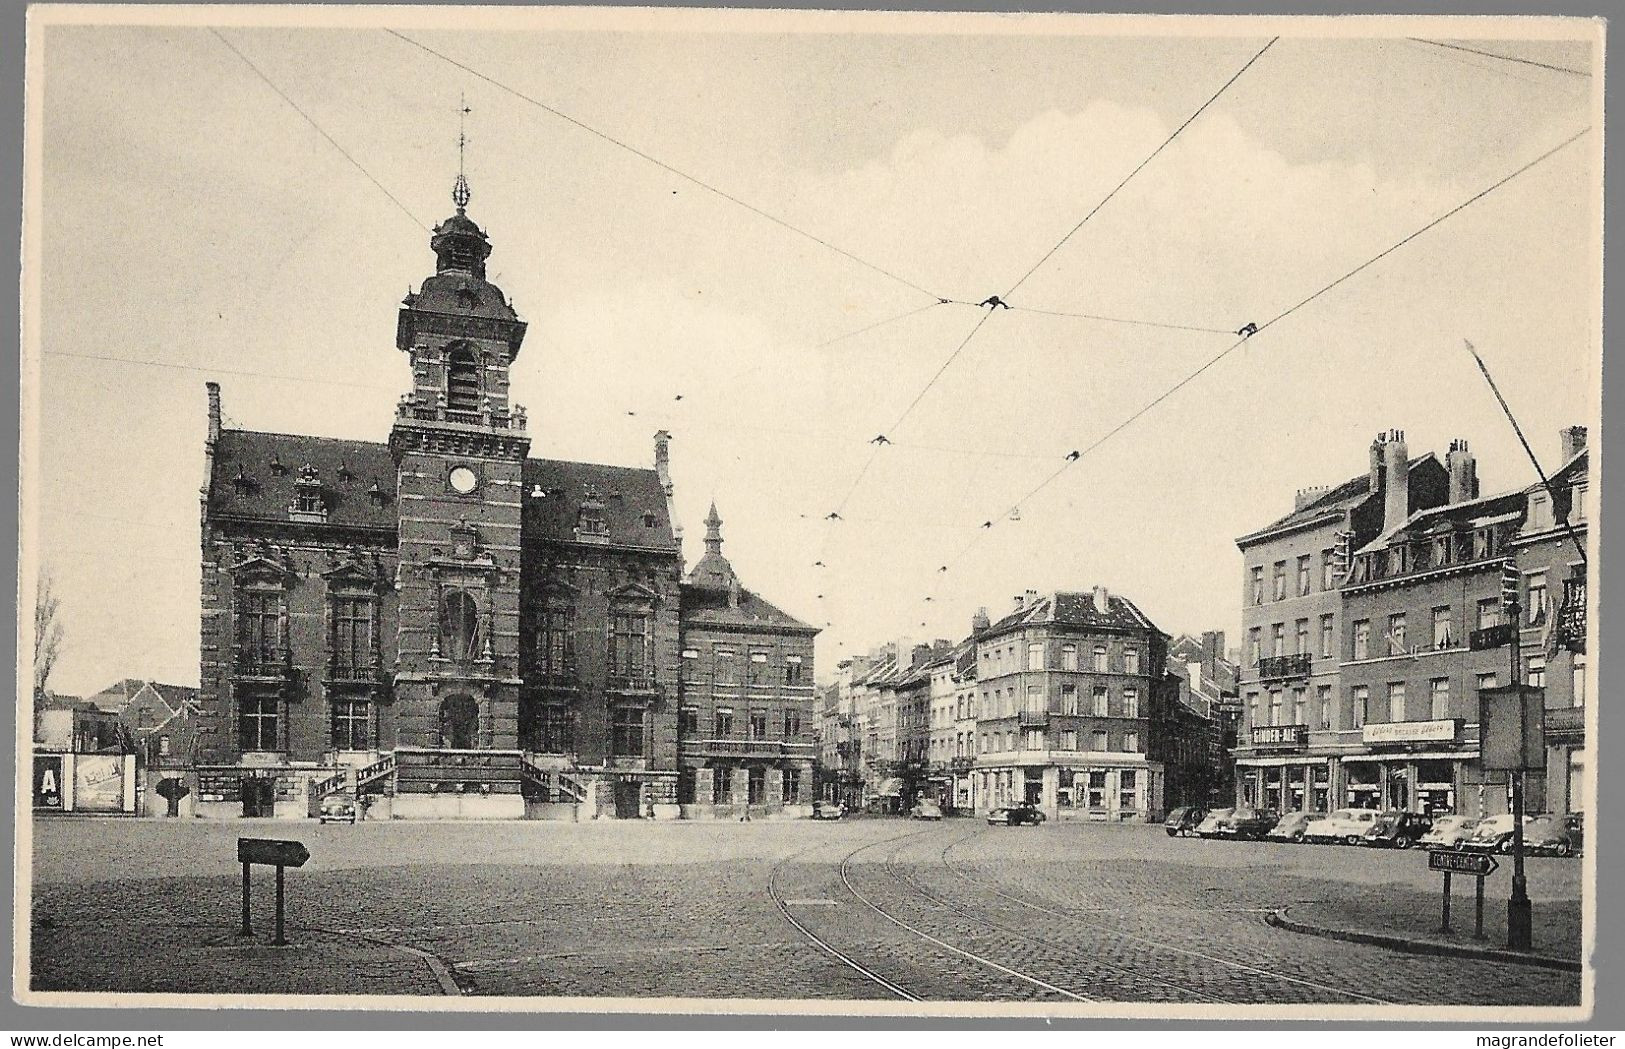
[27,815,1584,1012]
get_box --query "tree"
[33,567,65,712]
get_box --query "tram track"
[870,833,1232,1003]
[938,828,1398,1005]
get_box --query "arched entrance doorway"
[438,694,479,749]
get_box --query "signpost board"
[237,838,310,946]
[1479,685,1545,771]
[1430,850,1498,938]
[33,754,64,810]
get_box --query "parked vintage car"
[1524,812,1584,857]
[1418,814,1482,851]
[1303,808,1380,844]
[811,799,847,820]
[1363,810,1433,849]
[910,799,944,821]
[1194,807,1234,838]
[1164,806,1207,837]
[1216,807,1280,840]
[1460,813,1537,853]
[1264,810,1319,844]
[987,803,1045,826]
[318,794,357,825]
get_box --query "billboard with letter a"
[1478,685,1545,772]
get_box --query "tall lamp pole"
[1503,581,1532,951]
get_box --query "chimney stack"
[1382,428,1409,530]
[1092,586,1110,614]
[1024,588,1039,610]
[1561,425,1588,461]
[1201,629,1225,673]
[1446,438,1479,504]
[1369,431,1387,493]
[206,382,222,445]
[972,606,990,633]
[653,430,673,495]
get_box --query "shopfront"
[1347,718,1475,815]
[1235,725,1333,814]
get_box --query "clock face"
[448,466,479,495]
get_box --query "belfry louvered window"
[446,346,480,410]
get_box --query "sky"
[24,10,1601,697]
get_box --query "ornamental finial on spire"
[452,93,472,210]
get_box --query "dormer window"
[446,345,480,411]
[337,460,354,483]
[642,512,657,528]
[367,481,388,507]
[231,466,256,495]
[457,289,479,310]
[268,454,287,477]
[288,464,327,523]
[576,488,609,541]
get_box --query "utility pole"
[1500,559,1532,950]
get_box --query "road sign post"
[237,838,310,948]
[1428,850,1498,937]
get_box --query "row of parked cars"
[1164,806,1583,856]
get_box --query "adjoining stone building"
[1232,430,1450,811]
[195,179,812,819]
[676,503,819,817]
[973,588,1170,821]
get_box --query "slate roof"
[1358,487,1527,554]
[208,430,398,531]
[984,590,1162,638]
[1238,454,1438,544]
[679,584,817,633]
[521,459,679,554]
[209,430,680,553]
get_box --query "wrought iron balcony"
[1544,705,1585,737]
[1018,709,1049,727]
[1257,653,1314,681]
[950,756,975,773]
[396,396,527,431]
[233,647,292,679]
[605,671,657,693]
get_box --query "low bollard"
[238,838,311,947]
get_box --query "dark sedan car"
[1164,806,1207,837]
[1363,810,1433,849]
[987,803,1046,826]
[1217,807,1279,840]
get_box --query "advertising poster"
[32,754,64,809]
[73,753,127,812]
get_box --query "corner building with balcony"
[196,180,813,819]
[1232,430,1449,811]
[973,588,1169,822]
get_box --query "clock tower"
[389,170,529,761]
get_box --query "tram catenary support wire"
[385,29,945,303]
[212,29,431,234]
[906,125,1593,619]
[815,36,1279,552]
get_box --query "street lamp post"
[1504,589,1532,951]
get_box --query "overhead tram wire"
[384,29,944,303]
[1001,305,1234,335]
[211,29,431,234]
[43,350,395,392]
[813,40,1279,611]
[906,124,1593,630]
[1409,38,1591,78]
[1002,36,1280,299]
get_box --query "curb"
[1266,906,1581,972]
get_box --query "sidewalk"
[1271,890,1582,971]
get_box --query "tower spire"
[452,93,472,211]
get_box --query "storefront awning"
[875,777,902,797]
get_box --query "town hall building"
[193,174,815,820]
